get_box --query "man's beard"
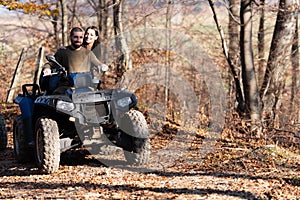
[71,41,82,49]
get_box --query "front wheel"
[0,114,7,151]
[34,118,60,174]
[124,138,150,165]
[119,110,150,165]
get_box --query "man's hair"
[70,27,83,37]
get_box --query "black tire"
[34,118,60,174]
[0,114,7,151]
[99,144,118,155]
[124,138,150,165]
[13,115,33,163]
[120,110,150,165]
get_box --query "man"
[54,26,105,86]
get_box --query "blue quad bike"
[0,113,7,151]
[13,55,150,174]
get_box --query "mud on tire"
[13,115,33,162]
[120,110,150,165]
[0,114,7,151]
[35,118,60,174]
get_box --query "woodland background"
[0,0,299,199]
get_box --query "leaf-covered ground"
[0,104,299,199]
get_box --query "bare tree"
[113,0,132,71]
[240,0,261,121]
[52,1,60,48]
[59,0,68,46]
[257,0,265,87]
[212,0,299,128]
[67,1,84,28]
[86,0,109,62]
[209,0,245,114]
[228,0,240,69]
[227,0,245,113]
[290,13,299,122]
[260,0,298,127]
[99,0,109,41]
[87,0,109,40]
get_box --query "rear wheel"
[35,118,60,174]
[0,114,7,151]
[13,115,33,162]
[120,110,150,165]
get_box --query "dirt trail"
[1,133,299,199]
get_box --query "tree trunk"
[240,0,261,121]
[260,0,298,127]
[70,0,76,24]
[228,0,245,113]
[290,14,299,123]
[52,1,60,47]
[228,0,240,68]
[113,0,132,72]
[209,0,245,113]
[99,0,108,63]
[257,0,265,87]
[100,0,108,41]
[59,0,68,46]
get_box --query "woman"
[83,26,107,87]
[83,26,100,51]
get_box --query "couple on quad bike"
[40,26,108,95]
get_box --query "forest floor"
[0,104,299,200]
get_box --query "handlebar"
[43,72,59,77]
[91,64,109,74]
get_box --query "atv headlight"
[116,97,132,108]
[57,100,74,112]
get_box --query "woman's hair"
[83,26,100,50]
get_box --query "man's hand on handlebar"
[43,68,52,76]
[99,64,109,73]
